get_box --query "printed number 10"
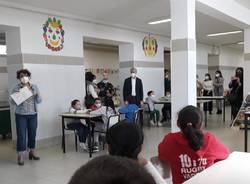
[179,154,192,168]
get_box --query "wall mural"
[142,34,158,57]
[43,17,65,51]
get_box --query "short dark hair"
[178,105,204,151]
[147,90,153,96]
[107,122,143,159]
[68,155,156,184]
[85,72,96,82]
[126,96,134,104]
[71,99,80,107]
[94,98,101,102]
[16,69,31,79]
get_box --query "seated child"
[158,105,229,184]
[118,96,139,123]
[104,89,115,111]
[145,90,162,126]
[161,92,171,122]
[106,122,166,184]
[67,99,89,151]
[90,98,115,152]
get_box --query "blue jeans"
[67,122,89,143]
[15,114,37,153]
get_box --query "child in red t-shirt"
[158,105,229,184]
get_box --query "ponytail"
[178,106,204,151]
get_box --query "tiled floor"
[0,107,247,184]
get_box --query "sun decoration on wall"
[142,34,158,57]
[43,17,65,51]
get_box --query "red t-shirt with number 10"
[158,132,229,184]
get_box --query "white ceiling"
[0,0,245,47]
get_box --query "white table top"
[60,112,101,118]
[184,152,250,184]
[197,96,224,100]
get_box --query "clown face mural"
[43,17,65,51]
[142,35,158,57]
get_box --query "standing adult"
[161,70,171,122]
[97,72,115,110]
[123,68,143,107]
[229,67,243,119]
[213,70,224,114]
[196,75,203,97]
[97,72,114,99]
[203,73,213,114]
[85,72,99,108]
[123,68,144,125]
[11,69,42,166]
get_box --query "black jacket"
[123,77,143,102]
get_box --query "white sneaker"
[150,120,155,126]
[79,143,88,151]
[157,122,163,127]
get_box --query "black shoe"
[209,111,212,115]
[217,110,222,114]
[17,156,24,166]
[29,152,40,160]
[160,119,166,123]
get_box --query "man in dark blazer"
[123,67,144,107]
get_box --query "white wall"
[0,56,8,101]
[219,46,244,90]
[0,5,169,141]
[84,46,119,87]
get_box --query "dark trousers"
[203,90,213,112]
[15,114,37,153]
[162,104,171,120]
[67,122,89,143]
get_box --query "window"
[0,45,6,55]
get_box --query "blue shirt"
[11,83,42,115]
[119,104,139,123]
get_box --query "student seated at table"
[90,98,115,152]
[103,89,115,111]
[145,90,162,127]
[118,96,139,123]
[106,122,166,184]
[68,155,156,184]
[158,105,229,184]
[67,99,89,151]
[161,92,171,123]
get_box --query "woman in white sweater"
[203,73,213,114]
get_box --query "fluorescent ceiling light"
[148,18,171,25]
[237,41,244,45]
[207,30,242,37]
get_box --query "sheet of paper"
[11,86,33,106]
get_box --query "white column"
[170,0,197,132]
[244,29,250,97]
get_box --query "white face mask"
[131,73,136,78]
[205,76,209,80]
[151,95,156,98]
[93,79,97,84]
[215,74,220,77]
[20,76,30,84]
[96,103,101,108]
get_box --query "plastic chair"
[64,127,78,152]
[94,114,120,150]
